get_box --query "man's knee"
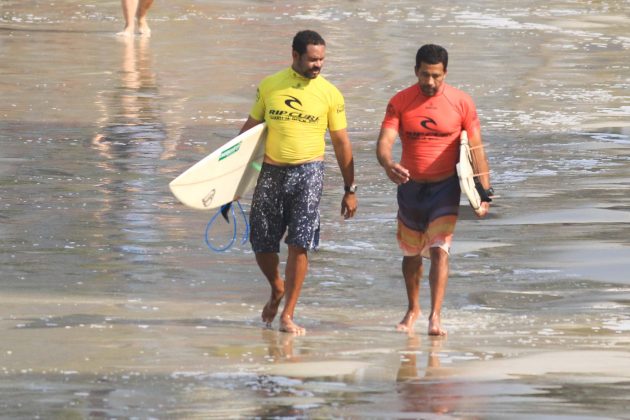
[402,255,423,272]
[429,246,449,262]
[403,254,423,263]
[288,244,308,256]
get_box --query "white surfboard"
[169,123,267,210]
[456,130,483,214]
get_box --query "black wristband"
[475,182,494,203]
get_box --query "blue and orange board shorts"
[396,175,461,258]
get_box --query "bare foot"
[279,316,305,335]
[261,290,284,327]
[116,28,135,37]
[138,19,151,37]
[396,308,420,332]
[428,314,447,336]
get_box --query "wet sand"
[2,0,630,418]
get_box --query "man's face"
[292,44,326,79]
[415,62,446,96]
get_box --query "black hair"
[292,30,326,55]
[415,44,448,71]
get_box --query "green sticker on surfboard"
[219,142,241,161]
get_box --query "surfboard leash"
[204,200,250,252]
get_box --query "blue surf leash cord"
[204,201,250,252]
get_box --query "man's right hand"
[385,161,410,185]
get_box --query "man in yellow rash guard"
[239,30,357,335]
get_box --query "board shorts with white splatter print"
[250,161,324,253]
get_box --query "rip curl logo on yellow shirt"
[336,104,345,114]
[283,95,303,111]
[268,95,320,123]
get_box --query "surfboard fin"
[220,202,233,222]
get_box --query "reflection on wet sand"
[261,330,369,379]
[262,328,299,362]
[92,36,164,164]
[396,334,460,416]
[91,35,163,226]
[81,34,194,297]
[90,36,174,265]
[82,39,159,296]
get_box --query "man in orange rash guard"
[376,44,493,336]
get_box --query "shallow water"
[1,0,630,418]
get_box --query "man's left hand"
[475,201,490,218]
[341,193,357,219]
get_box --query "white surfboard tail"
[456,130,483,213]
[169,123,267,210]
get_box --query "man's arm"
[329,128,357,219]
[467,130,492,217]
[239,116,263,135]
[376,127,409,184]
[467,131,490,190]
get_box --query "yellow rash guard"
[249,67,347,164]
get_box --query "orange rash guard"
[381,83,481,180]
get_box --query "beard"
[304,67,321,79]
[421,85,437,96]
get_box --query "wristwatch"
[344,184,358,194]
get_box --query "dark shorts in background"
[397,175,461,258]
[250,161,324,253]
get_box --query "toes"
[279,320,305,335]
[396,323,409,332]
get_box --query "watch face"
[345,184,357,193]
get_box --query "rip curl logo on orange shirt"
[419,116,437,130]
